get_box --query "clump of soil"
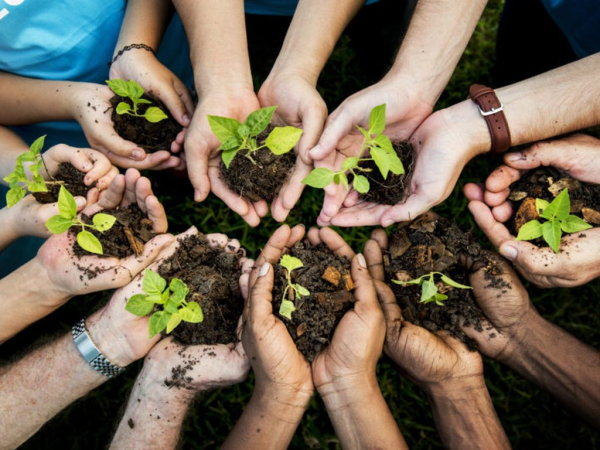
[358,141,415,205]
[72,204,156,259]
[507,167,600,246]
[33,162,93,204]
[273,241,355,362]
[110,94,181,153]
[220,126,296,202]
[158,233,244,346]
[385,214,501,350]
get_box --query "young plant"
[278,254,310,320]
[125,269,203,338]
[45,186,116,255]
[106,79,168,123]
[4,135,55,207]
[393,272,472,306]
[516,188,592,253]
[302,104,404,194]
[207,106,303,169]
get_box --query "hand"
[185,89,267,226]
[109,50,195,153]
[258,72,327,222]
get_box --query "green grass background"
[2,0,599,448]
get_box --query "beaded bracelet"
[109,43,155,66]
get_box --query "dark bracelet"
[108,43,155,66]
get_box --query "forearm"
[0,208,21,252]
[172,0,252,95]
[427,379,510,450]
[0,126,29,181]
[503,311,600,427]
[114,0,174,54]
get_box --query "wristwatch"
[469,84,512,154]
[72,318,126,378]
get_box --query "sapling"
[302,104,404,194]
[515,188,592,253]
[394,272,472,306]
[207,106,303,169]
[106,79,168,123]
[45,186,116,255]
[279,254,310,320]
[125,269,203,338]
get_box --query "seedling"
[125,269,203,338]
[4,135,59,207]
[516,188,592,253]
[45,186,116,255]
[106,79,168,123]
[279,255,310,320]
[207,106,303,169]
[393,272,472,306]
[302,104,404,194]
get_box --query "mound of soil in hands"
[33,162,93,204]
[273,241,355,362]
[220,126,296,203]
[385,215,504,350]
[72,204,155,259]
[158,233,244,346]
[358,141,415,205]
[110,94,181,153]
[508,167,600,246]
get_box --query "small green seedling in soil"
[207,106,303,169]
[125,269,203,338]
[302,104,404,194]
[45,186,116,255]
[394,272,472,306]
[516,188,592,253]
[3,135,60,207]
[279,254,310,320]
[106,79,168,123]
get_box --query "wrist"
[26,256,73,305]
[437,99,493,157]
[424,373,487,399]
[137,358,197,404]
[254,379,313,415]
[85,310,140,368]
[317,372,379,411]
[0,205,22,241]
[498,306,546,366]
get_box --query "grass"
[2,0,599,448]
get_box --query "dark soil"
[358,140,415,205]
[220,126,296,202]
[273,241,355,362]
[384,214,504,350]
[158,233,244,346]
[110,94,181,153]
[72,204,155,259]
[507,167,600,246]
[33,162,92,204]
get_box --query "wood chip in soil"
[33,162,93,204]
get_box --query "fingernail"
[507,152,522,162]
[309,144,322,157]
[194,189,202,202]
[84,175,92,185]
[132,150,144,160]
[183,114,191,126]
[381,218,394,228]
[499,244,518,261]
[259,262,270,277]
[357,253,367,268]
[75,197,86,208]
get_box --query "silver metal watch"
[71,319,126,378]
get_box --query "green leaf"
[280,254,304,273]
[92,213,116,232]
[245,106,277,136]
[148,311,170,338]
[135,98,152,105]
[116,102,131,115]
[17,151,36,163]
[420,279,438,303]
[221,149,239,169]
[373,134,394,153]
[144,107,168,123]
[515,220,544,241]
[126,80,144,99]
[237,124,251,138]
[266,126,303,155]
[125,294,154,316]
[207,115,243,143]
[294,284,310,297]
[433,293,448,306]
[542,220,562,253]
[77,230,103,255]
[146,294,165,305]
[370,146,391,179]
[368,104,386,135]
[561,215,593,234]
[166,314,183,334]
[164,297,180,314]
[279,299,296,320]
[45,215,73,234]
[343,157,359,171]
[356,125,370,140]
[303,168,335,188]
[106,79,131,97]
[57,186,77,219]
[353,175,370,194]
[6,186,26,208]
[542,189,570,221]
[29,135,46,156]
[387,150,405,175]
[535,198,550,215]
[179,302,203,323]
[143,269,167,296]
[339,172,349,190]
[28,174,48,193]
[169,278,189,305]
[219,136,242,151]
[439,274,472,290]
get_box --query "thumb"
[155,81,193,128]
[120,233,176,276]
[351,253,379,315]
[310,108,356,161]
[498,240,560,276]
[380,194,431,227]
[298,104,327,164]
[94,130,145,160]
[248,262,275,321]
[504,140,569,171]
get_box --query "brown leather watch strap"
[469,84,512,154]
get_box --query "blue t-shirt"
[541,0,600,58]
[245,0,380,16]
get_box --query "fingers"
[310,105,357,161]
[484,165,522,196]
[373,279,404,347]
[249,224,292,287]
[185,143,211,202]
[329,202,389,227]
[94,128,144,160]
[467,200,514,248]
[145,195,168,233]
[271,158,311,222]
[93,174,126,211]
[380,194,432,228]
[98,148,174,170]
[463,182,485,202]
[350,254,380,315]
[248,262,275,322]
[364,239,385,281]
[298,103,327,164]
[239,258,255,301]
[503,140,569,171]
[122,168,142,206]
[308,227,355,259]
[370,228,389,250]
[158,79,193,127]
